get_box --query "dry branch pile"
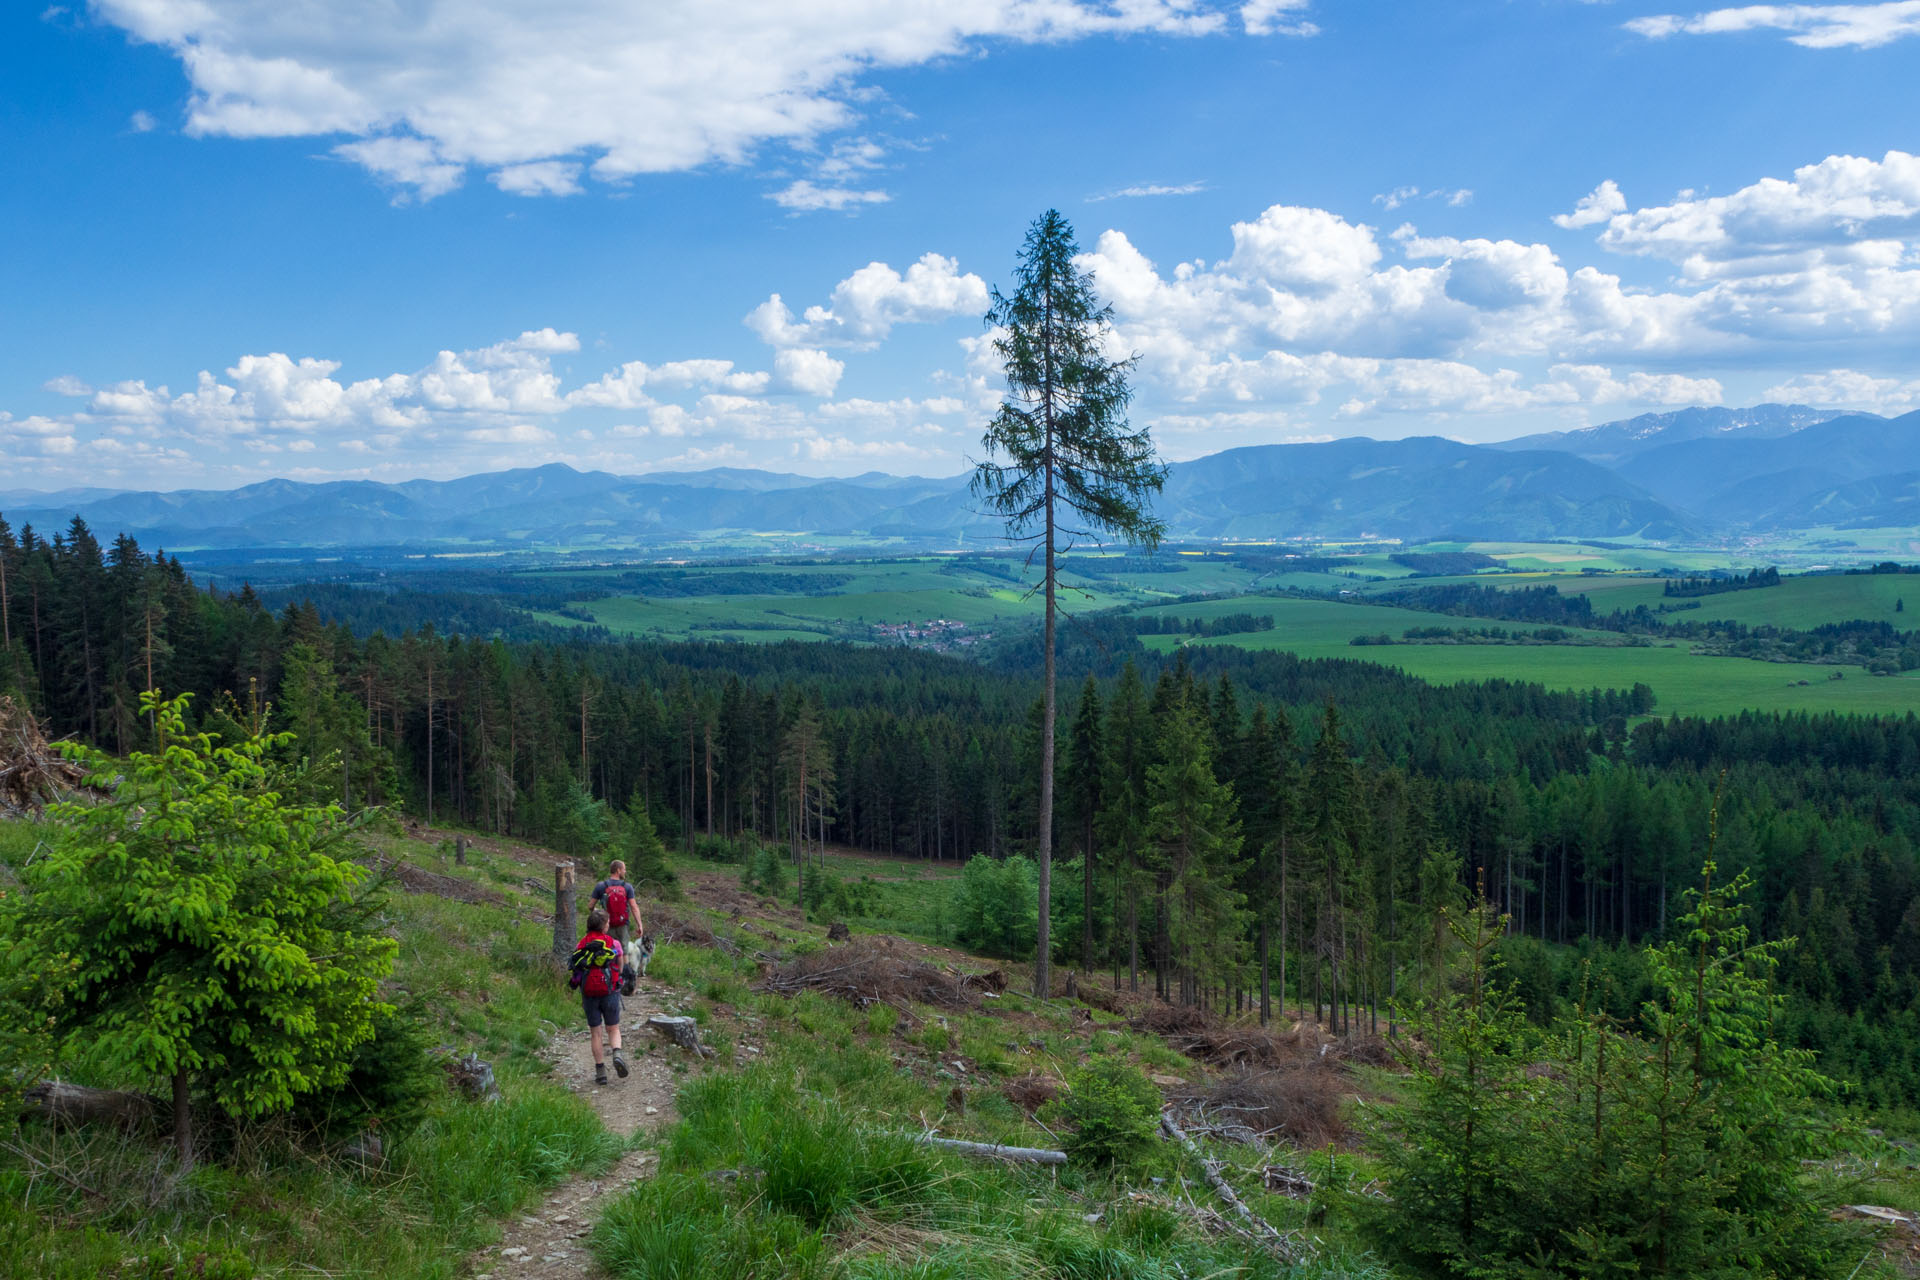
[759,936,978,1013]
[0,698,89,816]
[1200,1064,1348,1148]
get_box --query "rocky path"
[470,979,684,1279]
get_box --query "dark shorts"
[582,991,621,1028]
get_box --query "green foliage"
[1362,866,1860,1279]
[288,999,442,1144]
[953,854,1039,959]
[618,795,678,894]
[740,841,791,898]
[1,692,396,1135]
[804,867,881,922]
[1045,1056,1162,1169]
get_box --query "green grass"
[1134,590,1920,719]
[589,992,1390,1280]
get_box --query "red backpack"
[604,882,632,928]
[573,935,620,998]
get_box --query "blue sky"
[2,0,1918,490]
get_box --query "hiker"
[568,907,629,1085]
[592,859,647,979]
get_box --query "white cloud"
[491,161,584,197]
[747,252,989,348]
[1090,182,1207,202]
[1627,2,1920,48]
[769,181,890,213]
[1553,179,1627,229]
[773,348,846,397]
[129,109,157,132]
[1240,0,1319,37]
[1373,186,1473,212]
[43,374,91,397]
[92,0,1244,198]
[1763,367,1920,412]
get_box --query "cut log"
[913,1135,1067,1165]
[1160,1111,1307,1263]
[21,1080,155,1129]
[646,1014,715,1058]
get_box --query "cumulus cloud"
[92,0,1246,198]
[773,348,847,397]
[1553,179,1627,229]
[129,109,157,132]
[747,252,989,348]
[1763,368,1920,412]
[1627,2,1920,48]
[1240,0,1319,36]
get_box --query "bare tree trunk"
[172,1065,192,1167]
[425,655,435,825]
[1036,476,1056,999]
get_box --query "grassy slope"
[0,822,619,1280]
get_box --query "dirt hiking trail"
[469,977,683,1279]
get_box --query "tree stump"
[447,1053,499,1102]
[454,835,467,866]
[552,862,576,960]
[827,920,851,942]
[646,1015,714,1057]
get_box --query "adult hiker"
[592,859,646,979]
[568,907,629,1085]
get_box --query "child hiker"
[568,907,629,1085]
[592,859,647,978]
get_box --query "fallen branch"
[913,1134,1067,1165]
[1160,1110,1308,1263]
[20,1080,156,1130]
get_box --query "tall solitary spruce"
[973,210,1167,998]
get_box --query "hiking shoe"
[594,1063,609,1086]
[612,1052,629,1079]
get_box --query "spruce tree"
[1063,674,1105,970]
[973,210,1167,998]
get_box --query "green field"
[1139,595,1920,719]
[519,545,1920,718]
[538,555,1271,641]
[1475,570,1914,629]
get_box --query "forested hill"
[6,515,1920,1104]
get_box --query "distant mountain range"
[3,404,1914,550]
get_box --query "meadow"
[508,543,1920,719]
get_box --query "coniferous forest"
[9,512,1920,1112]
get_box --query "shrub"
[741,843,790,898]
[1045,1056,1161,1169]
[2,693,397,1162]
[952,855,1038,958]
